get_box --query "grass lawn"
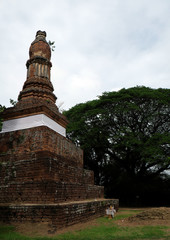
[0,209,169,240]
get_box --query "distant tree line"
[64,87,170,206]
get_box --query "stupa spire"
[1,31,68,134]
[18,30,57,104]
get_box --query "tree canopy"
[64,87,170,206]
[0,104,5,131]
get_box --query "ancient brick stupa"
[0,31,118,229]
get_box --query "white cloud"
[0,0,170,110]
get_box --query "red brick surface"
[0,126,104,204]
[0,126,83,167]
[0,181,103,204]
[0,199,119,229]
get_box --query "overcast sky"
[0,0,170,110]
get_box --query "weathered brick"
[0,199,119,229]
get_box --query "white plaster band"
[1,114,66,137]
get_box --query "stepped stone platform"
[0,30,118,229]
[0,199,118,229]
[0,127,118,229]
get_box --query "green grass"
[0,210,169,240]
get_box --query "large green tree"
[64,87,170,206]
[0,104,5,131]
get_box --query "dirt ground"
[117,207,170,227]
[3,207,170,237]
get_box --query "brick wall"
[0,199,119,229]
[0,181,104,204]
[0,126,83,167]
[0,156,94,184]
[0,126,118,227]
[0,127,104,204]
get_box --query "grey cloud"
[0,0,170,110]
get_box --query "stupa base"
[0,199,119,229]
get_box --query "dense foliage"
[64,87,170,206]
[0,104,5,131]
[0,100,15,131]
